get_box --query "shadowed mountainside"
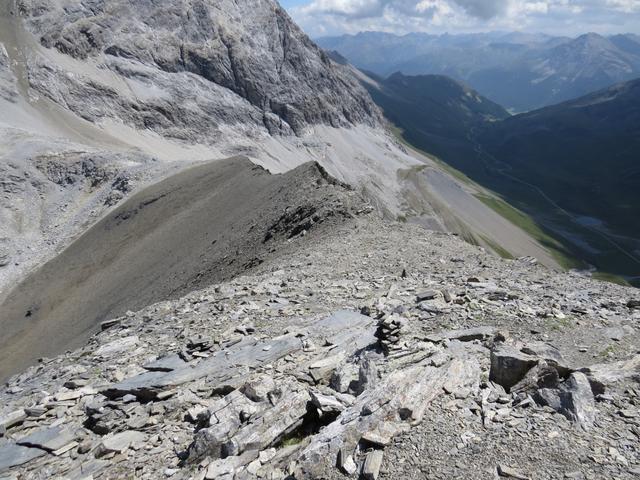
[360,70,509,162]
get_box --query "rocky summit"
[1,0,640,480]
[1,204,640,479]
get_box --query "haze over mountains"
[318,31,640,112]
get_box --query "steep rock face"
[0,44,17,101]
[16,0,380,138]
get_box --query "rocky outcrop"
[16,0,380,140]
[0,44,17,102]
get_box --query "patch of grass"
[279,436,304,447]
[474,193,581,270]
[460,230,480,247]
[598,343,622,360]
[544,315,573,331]
[591,271,631,287]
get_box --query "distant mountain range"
[351,62,640,283]
[318,31,640,112]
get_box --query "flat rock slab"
[580,355,640,394]
[142,354,186,372]
[425,326,497,343]
[17,425,77,452]
[0,443,46,472]
[103,310,375,400]
[298,353,480,476]
[0,410,26,430]
[98,430,146,456]
[94,335,139,356]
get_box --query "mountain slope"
[477,78,640,280]
[362,71,508,161]
[0,0,399,295]
[345,68,563,267]
[0,157,362,380]
[17,0,380,138]
[0,0,564,302]
[2,200,640,479]
[351,60,640,283]
[0,0,570,383]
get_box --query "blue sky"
[281,0,640,38]
[279,0,306,7]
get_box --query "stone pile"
[375,314,409,354]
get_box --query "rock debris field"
[1,208,640,480]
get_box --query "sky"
[280,0,640,38]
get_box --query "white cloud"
[452,0,509,19]
[606,0,640,12]
[523,1,549,13]
[302,0,389,18]
[289,0,640,36]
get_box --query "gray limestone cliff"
[17,0,381,140]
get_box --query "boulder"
[96,430,146,457]
[416,290,439,302]
[517,341,572,378]
[490,346,538,391]
[337,447,358,475]
[0,410,26,430]
[535,372,596,428]
[559,372,596,428]
[511,361,560,395]
[17,426,77,452]
[310,391,351,414]
[309,354,344,385]
[362,450,383,480]
[241,375,276,402]
[579,355,640,395]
